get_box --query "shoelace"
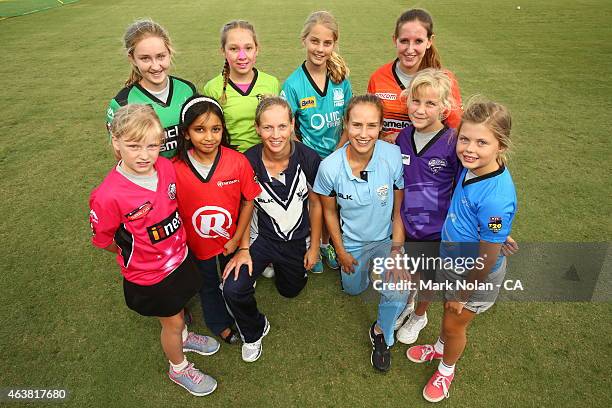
[180,363,204,384]
[431,372,452,397]
[420,345,438,361]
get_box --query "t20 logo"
[192,206,233,239]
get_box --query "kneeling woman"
[314,94,409,372]
[222,96,322,363]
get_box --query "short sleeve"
[89,190,120,248]
[477,197,515,243]
[301,146,321,187]
[202,79,219,100]
[343,79,353,105]
[106,99,120,137]
[273,76,281,96]
[391,146,404,190]
[281,82,299,114]
[367,74,375,94]
[313,159,335,196]
[238,154,262,200]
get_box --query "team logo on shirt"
[192,206,233,239]
[300,96,316,109]
[333,89,345,107]
[89,209,99,236]
[255,94,264,102]
[488,217,503,233]
[167,183,177,200]
[147,211,182,243]
[125,201,153,221]
[376,184,389,206]
[402,154,411,166]
[428,158,448,174]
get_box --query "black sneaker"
[369,322,391,372]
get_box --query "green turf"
[0,0,610,406]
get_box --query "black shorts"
[404,239,441,282]
[123,255,203,317]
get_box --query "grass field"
[1,0,611,406]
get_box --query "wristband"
[237,247,249,251]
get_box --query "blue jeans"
[193,253,235,336]
[340,239,409,347]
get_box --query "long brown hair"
[394,9,441,71]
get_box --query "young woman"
[90,104,218,396]
[106,19,196,158]
[282,10,352,272]
[406,99,517,403]
[314,95,409,372]
[203,20,281,153]
[221,97,322,363]
[367,9,462,143]
[173,95,261,345]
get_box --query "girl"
[90,104,219,396]
[406,99,517,403]
[395,70,517,345]
[222,97,322,363]
[282,10,352,272]
[314,95,409,372]
[203,20,281,153]
[106,19,197,158]
[395,68,461,344]
[173,95,261,345]
[367,9,462,143]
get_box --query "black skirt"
[123,255,203,317]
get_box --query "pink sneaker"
[406,344,443,363]
[423,369,454,403]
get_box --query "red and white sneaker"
[423,369,454,402]
[406,344,443,363]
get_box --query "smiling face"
[186,112,223,162]
[223,28,258,78]
[112,132,161,176]
[129,35,171,91]
[456,122,504,176]
[407,85,444,133]
[303,23,335,68]
[256,104,293,155]
[393,20,432,75]
[346,103,382,156]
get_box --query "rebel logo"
[125,201,152,221]
[147,211,181,243]
[191,206,233,239]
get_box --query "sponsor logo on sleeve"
[488,216,502,233]
[125,201,153,221]
[167,183,176,200]
[402,154,411,166]
[89,209,98,236]
[300,96,316,109]
[147,211,182,243]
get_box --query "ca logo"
[192,206,233,239]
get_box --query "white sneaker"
[397,312,428,344]
[242,318,270,362]
[262,265,275,278]
[394,301,415,331]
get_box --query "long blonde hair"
[123,19,175,87]
[300,11,349,84]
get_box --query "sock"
[182,325,188,343]
[438,360,455,376]
[433,337,444,354]
[413,311,426,320]
[170,357,188,372]
[320,243,329,249]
